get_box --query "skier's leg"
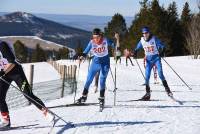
[84,62,101,92]
[126,57,128,66]
[11,66,55,121]
[155,59,173,96]
[153,65,158,83]
[145,60,152,86]
[0,77,11,128]
[99,64,109,93]
[98,64,109,106]
[78,62,100,103]
[141,60,152,100]
[11,66,46,110]
[94,71,99,93]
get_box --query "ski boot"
[165,88,173,97]
[140,85,151,101]
[140,92,151,101]
[0,112,10,130]
[77,88,88,104]
[99,89,105,112]
[162,80,173,97]
[42,108,55,122]
[98,97,105,112]
[77,95,87,104]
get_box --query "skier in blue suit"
[133,26,173,100]
[77,28,119,104]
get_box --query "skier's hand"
[159,48,165,57]
[79,56,85,64]
[133,50,137,59]
[114,33,120,40]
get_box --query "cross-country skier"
[133,26,173,100]
[124,48,134,66]
[0,41,54,129]
[115,47,122,64]
[77,28,119,106]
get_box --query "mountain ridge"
[0,12,91,49]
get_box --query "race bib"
[91,39,108,57]
[141,37,159,56]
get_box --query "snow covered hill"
[1,56,200,134]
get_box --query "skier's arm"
[155,37,166,56]
[83,41,92,55]
[107,39,115,48]
[134,41,143,52]
[0,42,16,63]
[114,33,120,49]
[133,41,143,58]
[0,42,16,75]
[4,63,15,74]
[79,41,92,63]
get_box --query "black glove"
[133,50,137,59]
[159,48,165,57]
[0,70,5,77]
[78,53,87,63]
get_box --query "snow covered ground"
[1,56,200,134]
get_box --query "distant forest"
[11,0,200,62]
[103,0,200,59]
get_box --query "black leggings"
[0,65,45,113]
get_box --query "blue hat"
[141,26,150,33]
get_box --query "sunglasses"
[93,35,101,39]
[142,32,149,34]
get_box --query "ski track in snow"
[1,57,200,134]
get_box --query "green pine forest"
[13,0,200,62]
[104,0,200,59]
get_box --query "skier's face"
[143,32,150,41]
[92,35,102,44]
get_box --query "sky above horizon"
[1,0,199,16]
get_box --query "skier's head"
[92,28,102,35]
[92,28,103,44]
[141,26,150,33]
[141,26,151,41]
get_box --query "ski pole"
[161,57,192,90]
[113,58,117,106]
[0,76,68,124]
[74,61,81,103]
[134,58,145,81]
[88,57,91,72]
[109,67,115,88]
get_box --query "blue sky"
[1,0,199,16]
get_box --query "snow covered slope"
[1,56,200,134]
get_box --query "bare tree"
[186,14,200,59]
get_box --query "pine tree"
[13,40,28,63]
[181,2,192,27]
[104,13,128,50]
[57,47,69,59]
[75,40,83,56]
[180,2,192,55]
[31,44,47,62]
[126,0,152,57]
[166,2,184,56]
